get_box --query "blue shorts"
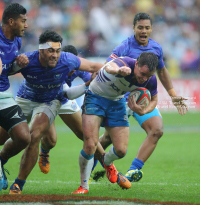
[127,105,162,126]
[82,90,129,127]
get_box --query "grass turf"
[0,112,200,203]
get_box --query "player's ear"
[8,18,15,26]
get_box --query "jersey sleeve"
[146,75,158,97]
[157,46,165,69]
[77,71,91,82]
[106,38,130,62]
[62,52,81,72]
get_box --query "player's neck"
[2,26,15,40]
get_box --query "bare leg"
[136,116,163,162]
[18,113,51,180]
[0,123,30,160]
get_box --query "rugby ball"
[129,88,151,107]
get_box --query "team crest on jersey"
[54,74,63,80]
[71,102,77,110]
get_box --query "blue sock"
[41,146,50,154]
[92,159,98,171]
[0,156,8,165]
[99,159,104,168]
[128,158,144,171]
[14,177,26,191]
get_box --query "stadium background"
[0,0,200,204]
[1,0,199,111]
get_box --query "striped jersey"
[89,57,157,101]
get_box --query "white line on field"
[8,180,200,186]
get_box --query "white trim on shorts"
[16,97,61,125]
[58,99,80,115]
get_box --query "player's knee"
[151,127,163,141]
[115,148,127,158]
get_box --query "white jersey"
[89,66,139,101]
[89,57,158,101]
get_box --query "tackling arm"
[104,62,131,76]
[78,58,103,73]
[157,66,188,115]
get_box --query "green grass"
[0,112,200,203]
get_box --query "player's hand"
[68,70,75,76]
[171,96,188,115]
[16,54,29,68]
[85,72,97,86]
[128,95,145,115]
[118,66,131,76]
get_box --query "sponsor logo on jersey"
[54,74,63,80]
[27,75,38,79]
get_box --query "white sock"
[104,146,120,166]
[79,150,94,190]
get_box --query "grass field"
[0,112,200,204]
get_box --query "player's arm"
[0,58,2,75]
[9,54,29,75]
[78,58,103,73]
[143,94,158,114]
[63,72,96,99]
[104,62,131,76]
[128,94,157,116]
[157,66,188,115]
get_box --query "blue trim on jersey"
[131,107,162,126]
[81,149,94,160]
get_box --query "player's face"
[133,19,152,46]
[39,47,61,68]
[134,61,155,84]
[12,14,28,37]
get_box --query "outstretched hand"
[171,96,188,115]
[16,54,29,68]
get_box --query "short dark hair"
[137,52,158,72]
[133,13,152,27]
[39,30,63,44]
[62,45,78,56]
[2,3,27,24]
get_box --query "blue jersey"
[66,70,91,87]
[0,27,22,91]
[17,51,81,103]
[107,35,164,69]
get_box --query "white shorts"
[16,97,61,125]
[58,99,80,115]
[0,88,16,110]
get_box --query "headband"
[39,42,61,49]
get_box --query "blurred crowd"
[1,0,200,76]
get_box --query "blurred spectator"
[1,0,199,76]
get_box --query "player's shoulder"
[148,38,162,50]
